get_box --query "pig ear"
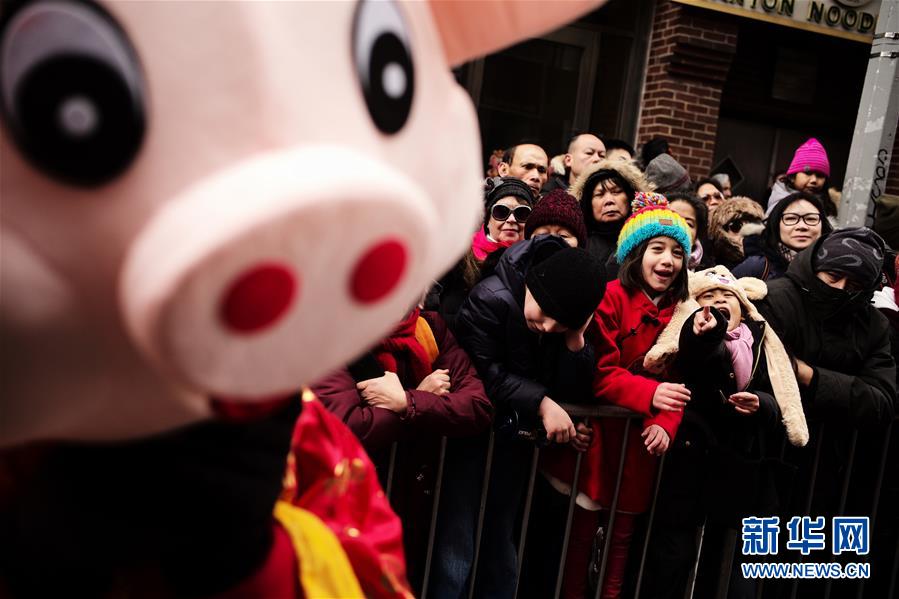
[429,0,607,67]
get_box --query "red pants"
[560,507,637,599]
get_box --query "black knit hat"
[813,227,886,288]
[525,189,588,248]
[525,247,606,330]
[483,176,534,230]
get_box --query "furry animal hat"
[708,196,765,241]
[708,196,765,264]
[644,265,809,447]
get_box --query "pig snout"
[121,146,437,398]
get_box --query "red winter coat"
[312,311,492,453]
[543,280,683,513]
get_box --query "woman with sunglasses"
[471,177,534,261]
[734,192,832,282]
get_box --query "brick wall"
[637,0,738,176]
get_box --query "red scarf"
[372,308,433,385]
[471,229,513,261]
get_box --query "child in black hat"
[429,235,606,599]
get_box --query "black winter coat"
[584,222,621,266]
[757,241,896,428]
[455,236,596,429]
[584,222,623,282]
[732,234,788,282]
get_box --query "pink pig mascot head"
[0,0,606,596]
[1,0,604,446]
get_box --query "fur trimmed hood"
[568,158,654,201]
[644,265,809,447]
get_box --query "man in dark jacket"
[429,235,605,599]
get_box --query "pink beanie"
[787,138,830,177]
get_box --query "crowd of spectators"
[312,133,898,598]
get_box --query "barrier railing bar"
[410,407,897,599]
[563,404,635,419]
[857,422,893,599]
[791,423,826,599]
[756,431,790,599]
[420,436,448,599]
[513,444,541,599]
[633,451,667,599]
[684,520,705,599]
[385,441,399,501]
[804,423,826,516]
[714,529,738,599]
[837,429,859,516]
[594,417,634,599]
[467,429,495,599]
[553,449,585,599]
[824,429,860,599]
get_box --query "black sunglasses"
[491,204,532,222]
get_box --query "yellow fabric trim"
[415,317,440,365]
[274,501,364,598]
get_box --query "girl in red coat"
[543,193,693,598]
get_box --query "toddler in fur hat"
[645,265,808,446]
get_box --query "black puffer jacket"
[455,236,596,428]
[757,240,896,428]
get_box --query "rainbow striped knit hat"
[616,192,692,264]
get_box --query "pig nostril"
[220,263,298,333]
[350,239,407,304]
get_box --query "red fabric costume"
[281,392,414,599]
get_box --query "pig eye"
[353,0,414,135]
[0,0,145,186]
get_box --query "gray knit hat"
[645,154,692,194]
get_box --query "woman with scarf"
[427,178,535,333]
[471,177,534,262]
[734,192,832,282]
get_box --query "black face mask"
[804,274,866,318]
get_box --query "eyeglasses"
[723,217,759,234]
[701,191,724,203]
[491,204,532,222]
[781,213,821,226]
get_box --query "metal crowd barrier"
[375,406,899,599]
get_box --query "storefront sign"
[673,0,882,43]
